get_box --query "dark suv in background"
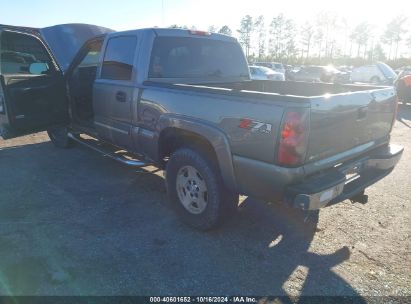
[288,65,347,83]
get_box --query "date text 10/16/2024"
[149,297,257,303]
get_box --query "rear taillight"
[277,110,309,166]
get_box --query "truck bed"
[145,80,397,165]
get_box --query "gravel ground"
[0,105,409,297]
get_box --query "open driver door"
[0,27,68,139]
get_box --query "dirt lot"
[0,105,410,297]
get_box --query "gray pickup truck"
[0,24,403,230]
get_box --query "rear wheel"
[166,147,238,231]
[47,125,75,148]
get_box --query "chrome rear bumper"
[285,144,403,210]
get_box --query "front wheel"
[47,125,75,148]
[166,147,238,231]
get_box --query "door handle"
[115,91,127,102]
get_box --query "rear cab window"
[148,37,249,80]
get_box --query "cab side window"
[68,39,104,122]
[78,42,102,68]
[71,39,103,86]
[100,36,137,81]
[1,31,53,75]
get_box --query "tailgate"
[306,87,397,163]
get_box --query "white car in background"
[351,62,397,85]
[254,62,286,74]
[249,65,285,81]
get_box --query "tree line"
[170,13,411,68]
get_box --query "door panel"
[93,35,137,150]
[2,74,67,126]
[0,29,68,139]
[93,81,133,149]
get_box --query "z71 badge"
[239,118,272,134]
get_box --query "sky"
[1,0,410,54]
[1,0,409,31]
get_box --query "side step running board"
[68,133,150,167]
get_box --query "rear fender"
[158,114,237,192]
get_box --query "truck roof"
[1,24,237,73]
[108,27,237,43]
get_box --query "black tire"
[47,126,75,149]
[166,147,238,231]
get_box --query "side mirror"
[29,62,49,75]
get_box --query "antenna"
[161,0,164,27]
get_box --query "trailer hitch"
[350,191,369,204]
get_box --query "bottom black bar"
[0,296,409,304]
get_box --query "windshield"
[149,37,249,79]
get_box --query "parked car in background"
[249,65,285,81]
[334,71,351,84]
[254,62,285,74]
[396,74,411,104]
[396,66,411,78]
[351,62,397,85]
[284,64,296,80]
[338,65,353,74]
[288,65,344,83]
